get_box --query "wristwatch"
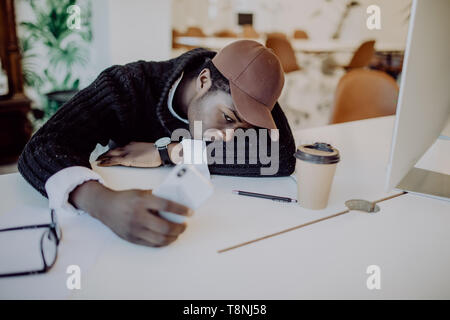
[154,137,174,166]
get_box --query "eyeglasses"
[0,209,62,278]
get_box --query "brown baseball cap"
[212,40,284,129]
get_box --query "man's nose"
[222,129,235,142]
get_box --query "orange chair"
[266,32,287,39]
[344,40,376,70]
[241,24,259,38]
[265,37,301,110]
[293,30,309,39]
[172,29,183,49]
[330,69,399,124]
[184,26,206,37]
[265,37,300,73]
[213,29,237,38]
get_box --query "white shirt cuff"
[45,166,105,215]
[180,139,210,179]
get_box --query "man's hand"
[96,142,182,167]
[69,180,193,247]
[96,142,162,167]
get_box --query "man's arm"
[18,63,191,247]
[95,102,296,177]
[18,64,134,197]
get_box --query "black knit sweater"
[18,48,296,197]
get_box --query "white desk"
[175,37,405,53]
[1,116,449,299]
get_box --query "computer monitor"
[386,0,450,201]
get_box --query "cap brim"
[229,82,277,130]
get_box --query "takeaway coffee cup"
[294,142,340,210]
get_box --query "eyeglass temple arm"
[0,223,53,233]
[0,269,47,278]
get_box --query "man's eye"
[224,113,234,123]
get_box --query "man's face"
[187,68,253,141]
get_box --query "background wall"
[172,0,411,44]
[104,0,172,67]
[88,0,174,77]
[90,0,173,76]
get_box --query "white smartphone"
[153,164,214,224]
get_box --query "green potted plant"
[18,0,92,121]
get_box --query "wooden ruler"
[218,192,407,254]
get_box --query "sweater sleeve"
[207,102,296,177]
[18,65,144,197]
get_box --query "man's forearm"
[69,180,110,218]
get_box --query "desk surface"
[1,116,449,299]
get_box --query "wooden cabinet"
[0,0,32,165]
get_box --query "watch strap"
[158,147,173,166]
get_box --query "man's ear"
[196,68,212,96]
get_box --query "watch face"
[155,137,171,148]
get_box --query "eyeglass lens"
[50,210,62,242]
[41,229,57,269]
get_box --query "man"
[18,40,296,247]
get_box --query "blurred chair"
[265,37,302,111]
[241,24,259,38]
[172,29,183,49]
[265,37,300,73]
[331,69,399,124]
[213,29,237,38]
[323,40,376,76]
[293,30,309,39]
[266,32,287,39]
[184,26,206,37]
[344,40,376,70]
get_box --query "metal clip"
[345,199,380,213]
